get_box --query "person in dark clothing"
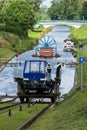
[56,62,61,78]
[46,63,51,80]
[47,64,51,73]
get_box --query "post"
[8,109,12,116]
[28,100,30,107]
[81,64,83,90]
[19,106,22,111]
[79,57,85,90]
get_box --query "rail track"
[0,102,21,111]
[0,99,54,130]
[17,102,54,130]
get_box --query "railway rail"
[0,96,17,102]
[0,99,55,130]
[0,102,21,111]
[17,102,54,130]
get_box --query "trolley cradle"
[14,60,60,103]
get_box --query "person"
[79,41,83,49]
[46,63,51,80]
[56,62,61,79]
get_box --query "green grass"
[0,102,15,108]
[0,48,15,66]
[0,25,52,60]
[69,24,87,87]
[26,89,87,130]
[0,24,87,130]
[0,48,15,58]
[0,104,46,130]
[25,25,87,130]
[76,46,87,87]
[70,25,87,40]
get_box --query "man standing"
[46,63,51,80]
[56,62,61,79]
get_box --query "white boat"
[63,39,74,52]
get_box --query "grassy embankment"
[70,25,87,87]
[0,25,52,130]
[0,25,52,66]
[25,25,87,130]
[0,25,87,130]
[0,103,46,130]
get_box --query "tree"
[81,1,87,20]
[48,0,85,20]
[3,0,42,38]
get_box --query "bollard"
[32,102,34,105]
[19,106,22,111]
[28,102,30,108]
[8,109,11,116]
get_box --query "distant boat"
[63,38,74,52]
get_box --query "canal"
[0,25,76,96]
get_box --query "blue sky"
[41,0,52,7]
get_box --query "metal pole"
[81,64,83,90]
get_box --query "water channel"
[0,25,76,96]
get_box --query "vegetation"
[0,25,52,66]
[70,25,87,40]
[25,40,87,130]
[0,103,46,130]
[0,1,87,130]
[81,1,87,20]
[26,25,87,130]
[40,6,50,20]
[0,0,43,38]
[69,24,87,87]
[27,88,87,130]
[47,0,86,20]
[76,46,87,87]
[69,25,87,47]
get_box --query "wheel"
[39,36,56,47]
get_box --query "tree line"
[47,0,87,20]
[0,0,87,38]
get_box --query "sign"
[79,57,85,90]
[79,57,85,64]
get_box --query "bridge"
[39,20,87,28]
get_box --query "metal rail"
[17,103,53,130]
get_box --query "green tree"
[48,0,85,20]
[81,1,87,20]
[3,0,43,38]
[40,6,50,20]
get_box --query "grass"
[69,25,87,40]
[0,48,15,58]
[69,24,87,87]
[27,89,87,130]
[0,24,87,130]
[0,103,46,130]
[69,25,87,47]
[0,25,52,62]
[76,46,87,87]
[0,48,15,66]
[25,25,87,130]
[0,102,15,108]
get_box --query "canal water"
[0,25,76,96]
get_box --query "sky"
[41,0,52,8]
